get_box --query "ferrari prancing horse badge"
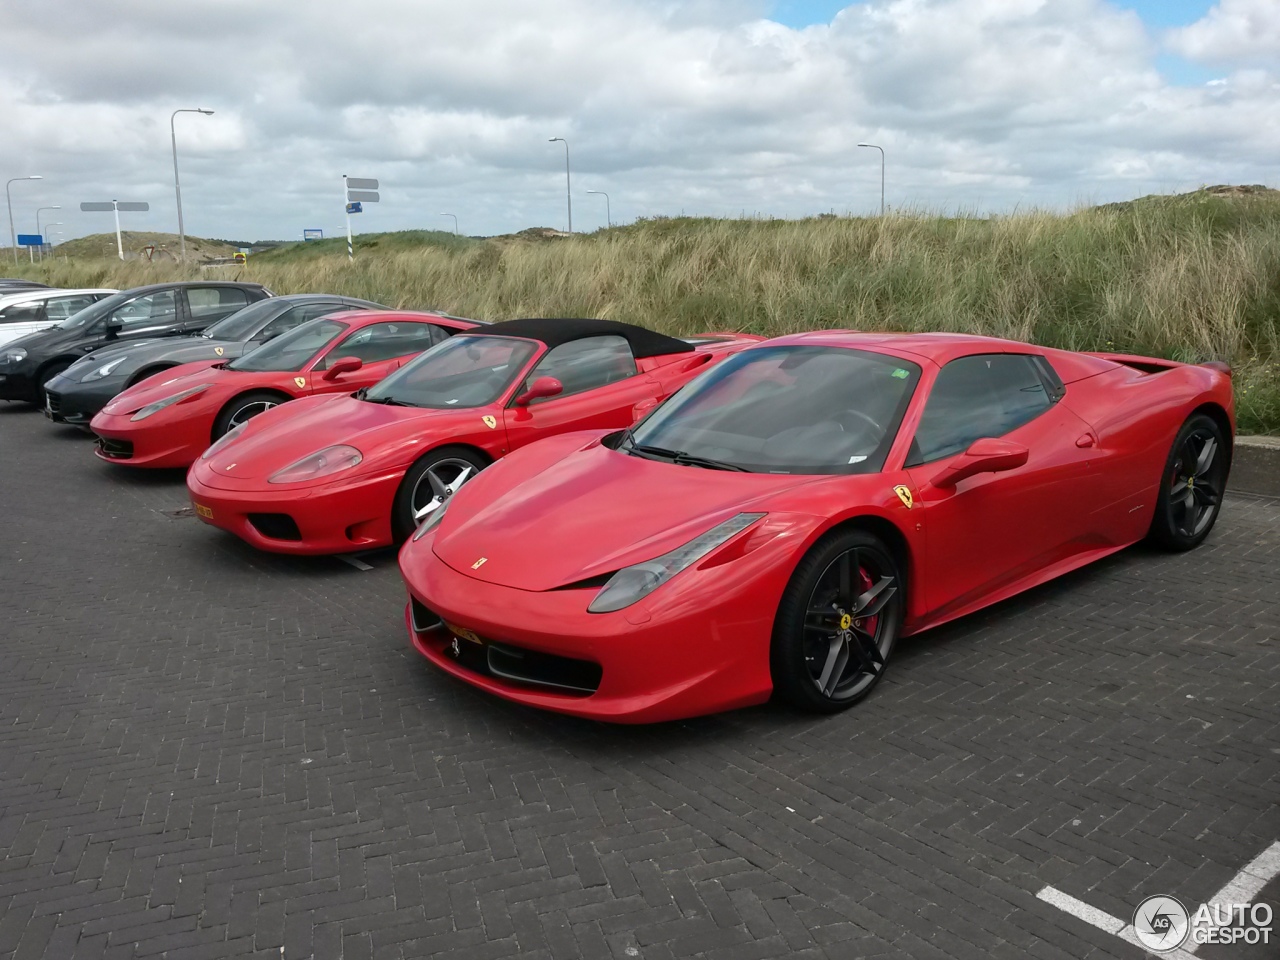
[294,377,306,388]
[894,485,913,509]
[482,415,497,429]
[214,346,224,356]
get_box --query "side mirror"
[929,437,1029,489]
[631,396,660,422]
[104,320,123,340]
[513,376,563,406]
[322,356,363,381]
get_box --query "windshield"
[627,345,921,474]
[201,299,284,340]
[364,335,538,408]
[56,291,130,330]
[227,318,348,372]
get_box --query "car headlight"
[268,445,363,484]
[201,422,246,460]
[0,348,27,367]
[412,497,450,541]
[587,513,765,613]
[80,356,128,382]
[129,384,212,421]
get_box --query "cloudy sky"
[1,0,1276,245]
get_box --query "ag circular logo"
[1133,895,1190,951]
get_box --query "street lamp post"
[439,213,458,235]
[549,137,572,233]
[6,175,43,264]
[586,190,611,228]
[857,143,885,217]
[36,206,61,261]
[37,221,62,262]
[171,108,214,262]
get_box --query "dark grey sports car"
[43,293,383,426]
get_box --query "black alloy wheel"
[771,528,904,713]
[1149,413,1229,551]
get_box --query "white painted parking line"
[1036,886,1198,959]
[1037,840,1280,957]
[1197,841,1280,944]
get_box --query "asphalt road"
[1,403,1277,960]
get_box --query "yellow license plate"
[194,503,215,520]
[444,621,483,645]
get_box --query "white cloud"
[1167,0,1280,66]
[0,0,1275,242]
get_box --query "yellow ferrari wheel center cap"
[840,613,853,630]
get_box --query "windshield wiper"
[357,389,415,407]
[628,443,747,472]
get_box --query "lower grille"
[247,513,302,541]
[486,642,602,695]
[410,597,442,633]
[96,436,133,459]
[45,392,62,416]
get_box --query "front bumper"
[90,409,211,468]
[398,530,793,723]
[43,374,122,425]
[186,468,403,555]
[0,370,39,403]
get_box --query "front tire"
[36,361,70,407]
[770,528,904,713]
[391,447,488,543]
[1148,413,1229,551]
[212,391,286,439]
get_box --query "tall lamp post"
[6,175,43,264]
[37,221,62,261]
[171,108,214,262]
[439,213,458,235]
[36,206,61,261]
[586,190,611,228]
[857,143,885,217]
[549,137,572,233]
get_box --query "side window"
[320,322,443,368]
[258,303,346,341]
[110,290,178,327]
[521,335,637,402]
[45,295,100,321]
[187,287,251,322]
[907,354,1053,465]
[0,301,43,324]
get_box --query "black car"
[44,293,384,426]
[0,281,272,405]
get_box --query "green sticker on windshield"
[891,368,909,379]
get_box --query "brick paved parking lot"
[1,404,1277,960]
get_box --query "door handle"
[1075,433,1095,448]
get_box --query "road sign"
[345,178,378,191]
[346,202,363,214]
[116,202,149,212]
[303,229,324,241]
[16,235,42,247]
[346,190,379,203]
[80,202,115,212]
[79,200,151,260]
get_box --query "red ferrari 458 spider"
[90,310,479,467]
[399,331,1235,723]
[186,318,764,554]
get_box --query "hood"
[199,394,466,482]
[65,337,200,376]
[433,439,817,592]
[1,323,79,354]
[100,360,224,414]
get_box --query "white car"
[0,288,118,348]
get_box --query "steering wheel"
[838,409,883,436]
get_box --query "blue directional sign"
[16,234,42,247]
[345,202,362,215]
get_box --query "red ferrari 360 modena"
[186,318,764,554]
[90,311,479,467]
[400,331,1235,723]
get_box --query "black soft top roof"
[475,318,694,358]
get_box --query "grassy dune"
[14,192,1280,432]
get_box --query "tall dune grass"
[16,195,1280,432]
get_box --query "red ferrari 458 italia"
[90,310,479,467]
[187,318,764,554]
[400,331,1234,723]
